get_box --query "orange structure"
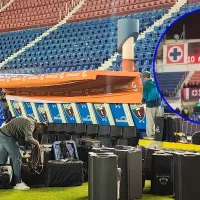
[0,70,143,104]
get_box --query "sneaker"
[13,182,30,190]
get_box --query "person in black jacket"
[0,116,47,190]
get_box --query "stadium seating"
[0,1,200,75]
[71,0,176,21]
[0,0,175,32]
[156,71,188,94]
[0,9,167,74]
[188,71,200,84]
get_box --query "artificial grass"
[0,181,173,200]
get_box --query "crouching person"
[0,116,47,190]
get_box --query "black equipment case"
[0,165,12,189]
[174,152,200,200]
[192,132,200,145]
[78,138,101,165]
[151,151,174,195]
[78,138,102,181]
[91,146,142,200]
[21,163,45,186]
[45,160,84,187]
[114,146,142,200]
[88,152,119,200]
[21,144,54,186]
[155,114,182,142]
[143,148,160,180]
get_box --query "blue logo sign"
[77,103,92,124]
[110,103,128,126]
[48,103,62,123]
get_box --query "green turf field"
[0,181,173,200]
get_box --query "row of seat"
[72,0,174,21]
[1,7,165,73]
[135,52,154,60]
[2,65,98,74]
[188,71,200,84]
[2,58,102,69]
[39,123,138,147]
[0,9,165,35]
[157,72,188,93]
[0,0,171,32]
[1,2,198,74]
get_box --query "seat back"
[41,133,58,144]
[55,123,67,133]
[123,126,137,138]
[98,125,111,137]
[47,123,57,133]
[110,126,123,138]
[76,123,87,135]
[66,123,77,134]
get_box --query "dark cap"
[143,71,151,79]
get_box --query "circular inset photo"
[154,10,200,123]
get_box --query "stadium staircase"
[182,70,195,84]
[99,0,187,71]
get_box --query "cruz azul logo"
[130,104,145,123]
[166,44,184,64]
[94,104,107,120]
[63,104,74,119]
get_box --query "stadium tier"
[0,8,167,74]
[188,71,200,84]
[0,2,199,74]
[0,0,176,32]
[157,71,188,94]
